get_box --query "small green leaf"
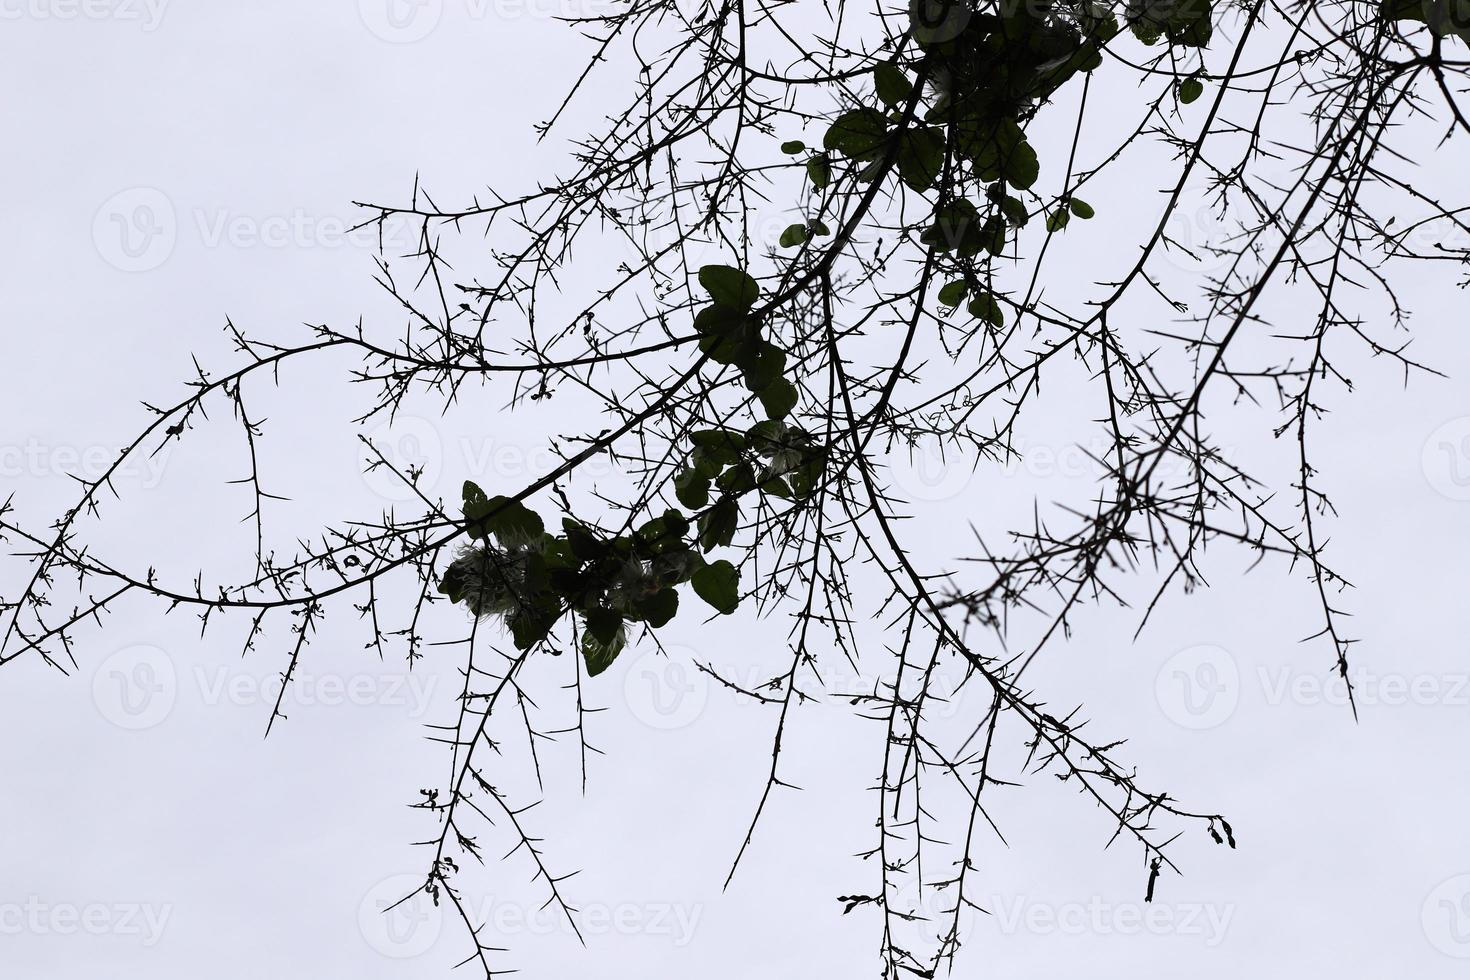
[739,342,788,393]
[758,378,799,420]
[675,469,711,509]
[823,108,891,161]
[508,598,560,651]
[690,429,747,465]
[938,280,969,307]
[1046,208,1071,233]
[562,518,606,562]
[810,220,832,236]
[715,460,758,495]
[584,607,623,645]
[921,199,981,254]
[691,559,741,615]
[874,63,914,108]
[698,497,740,551]
[464,485,544,547]
[634,587,679,628]
[807,155,832,189]
[1000,196,1030,228]
[580,612,625,676]
[980,214,1007,257]
[1001,140,1039,190]
[760,476,792,498]
[967,291,1005,328]
[781,139,806,154]
[698,265,760,310]
[779,223,809,248]
[1178,77,1204,104]
[897,127,946,192]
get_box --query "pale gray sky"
[3,3,1470,979]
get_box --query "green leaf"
[1068,197,1095,220]
[921,199,981,254]
[980,215,1006,257]
[739,342,788,393]
[584,607,623,645]
[691,559,741,615]
[1001,196,1030,228]
[715,460,758,494]
[967,291,1005,328]
[897,127,946,193]
[823,108,891,161]
[580,611,625,676]
[1170,0,1214,46]
[636,510,689,554]
[508,598,560,651]
[937,280,969,307]
[675,468,711,509]
[690,428,747,465]
[1178,77,1204,104]
[634,586,679,628]
[758,378,799,420]
[697,497,739,551]
[874,63,914,108]
[760,476,792,498]
[810,220,832,236]
[562,518,606,562]
[1002,140,1039,191]
[438,560,470,603]
[698,265,760,310]
[807,155,833,188]
[464,484,544,547]
[781,139,806,154]
[779,223,809,248]
[694,304,759,364]
[1046,208,1071,233]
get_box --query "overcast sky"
[3,3,1470,979]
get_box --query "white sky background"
[2,2,1470,978]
